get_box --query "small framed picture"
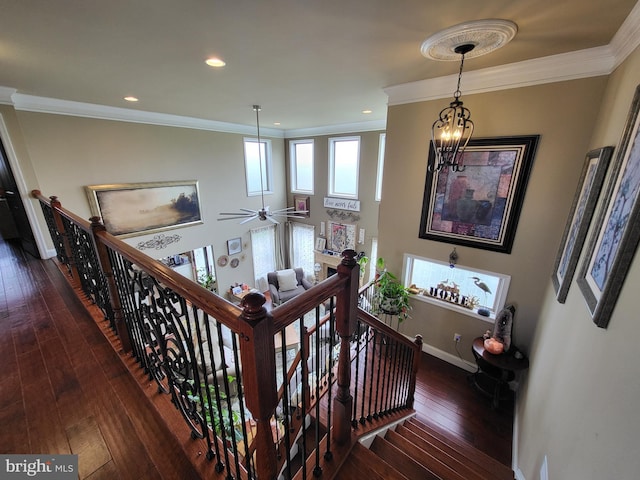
[315,237,326,251]
[227,237,242,255]
[294,195,310,217]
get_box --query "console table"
[471,336,529,409]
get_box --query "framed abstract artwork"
[85,180,202,238]
[327,221,356,253]
[578,85,640,328]
[419,136,539,253]
[552,147,613,303]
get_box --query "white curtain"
[288,222,315,279]
[250,225,277,292]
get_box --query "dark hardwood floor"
[0,237,512,479]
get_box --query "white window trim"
[244,137,273,197]
[290,139,314,194]
[375,133,385,202]
[402,253,511,323]
[328,136,360,199]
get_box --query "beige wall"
[382,49,640,478]
[382,77,607,359]
[286,131,383,278]
[0,109,287,293]
[516,49,640,479]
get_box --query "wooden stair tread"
[370,435,440,480]
[384,429,467,480]
[340,442,409,480]
[406,418,513,480]
[394,425,490,480]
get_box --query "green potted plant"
[372,258,412,323]
[197,268,217,293]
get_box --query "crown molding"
[284,119,386,138]
[0,86,17,104]
[385,45,615,105]
[9,93,285,138]
[611,0,640,69]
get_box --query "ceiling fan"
[218,105,307,224]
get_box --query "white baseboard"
[420,341,477,373]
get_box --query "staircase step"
[384,429,467,480]
[340,442,410,480]
[370,435,440,480]
[406,418,513,480]
[394,426,489,480]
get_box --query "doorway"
[0,137,39,258]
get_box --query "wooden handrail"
[32,190,421,480]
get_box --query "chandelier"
[430,43,475,172]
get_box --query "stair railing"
[32,190,421,480]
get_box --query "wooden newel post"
[406,334,423,408]
[238,292,278,480]
[333,249,359,445]
[89,216,132,353]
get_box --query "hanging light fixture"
[421,19,518,173]
[430,43,475,172]
[218,105,307,224]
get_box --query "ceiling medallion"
[421,19,518,61]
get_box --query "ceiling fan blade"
[240,215,259,224]
[271,206,296,213]
[266,215,279,224]
[218,215,254,221]
[239,208,258,213]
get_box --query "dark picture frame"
[85,180,202,238]
[577,85,640,328]
[419,136,539,253]
[294,195,310,217]
[552,147,614,303]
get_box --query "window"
[328,136,360,199]
[375,134,385,201]
[290,222,315,275]
[193,245,217,292]
[251,225,277,291]
[290,139,314,194]
[244,138,273,196]
[403,253,511,321]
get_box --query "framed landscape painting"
[552,147,613,303]
[419,136,539,253]
[85,180,202,238]
[578,85,640,328]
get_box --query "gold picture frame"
[85,180,202,238]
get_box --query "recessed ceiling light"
[273,122,281,126]
[205,57,226,67]
[124,96,139,102]
[362,109,373,114]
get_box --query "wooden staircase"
[338,417,514,480]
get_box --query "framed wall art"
[85,180,202,238]
[327,221,356,253]
[294,195,310,217]
[552,147,613,303]
[419,136,539,253]
[227,237,242,255]
[577,84,640,328]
